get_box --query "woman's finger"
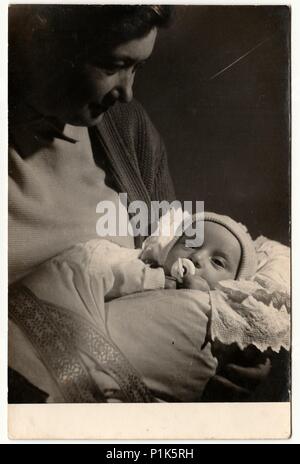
[204,374,251,401]
[224,358,272,387]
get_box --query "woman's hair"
[9,5,173,59]
[9,5,174,106]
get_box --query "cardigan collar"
[91,105,152,209]
[10,99,152,210]
[10,101,79,151]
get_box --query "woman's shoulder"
[102,99,160,143]
[106,98,149,121]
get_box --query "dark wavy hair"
[9,5,174,107]
[9,5,173,59]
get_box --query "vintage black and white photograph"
[7,2,291,438]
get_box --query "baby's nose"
[190,250,205,269]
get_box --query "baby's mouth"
[171,258,196,283]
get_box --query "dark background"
[135,6,290,245]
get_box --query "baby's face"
[164,222,241,289]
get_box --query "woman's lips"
[89,102,107,118]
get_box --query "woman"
[8,4,270,402]
[9,4,175,281]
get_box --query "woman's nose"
[114,69,134,103]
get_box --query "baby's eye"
[211,257,226,269]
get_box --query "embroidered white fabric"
[253,235,290,293]
[210,277,290,353]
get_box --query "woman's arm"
[8,144,104,283]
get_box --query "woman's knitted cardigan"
[90,99,175,207]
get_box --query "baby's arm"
[86,239,166,300]
[106,260,166,300]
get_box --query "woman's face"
[28,28,158,126]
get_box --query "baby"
[91,208,288,355]
[143,211,257,291]
[13,209,289,403]
[76,210,258,302]
[20,210,254,302]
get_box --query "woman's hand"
[204,358,272,401]
[202,342,272,401]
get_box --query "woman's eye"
[211,257,226,269]
[102,64,123,75]
[89,60,122,75]
[104,68,119,76]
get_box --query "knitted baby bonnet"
[141,210,257,280]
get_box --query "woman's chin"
[68,112,104,127]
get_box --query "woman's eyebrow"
[111,54,149,66]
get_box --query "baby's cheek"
[223,269,236,281]
[200,269,221,289]
[210,269,235,288]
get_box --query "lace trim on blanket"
[209,281,290,353]
[9,285,155,403]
